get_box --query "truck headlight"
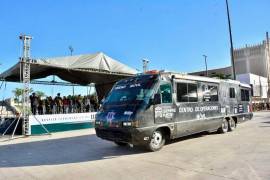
[123,122,132,126]
[95,121,101,125]
[122,121,139,127]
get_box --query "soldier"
[54,93,63,114]
[29,93,38,115]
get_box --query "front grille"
[96,128,131,142]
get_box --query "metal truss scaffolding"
[19,34,32,135]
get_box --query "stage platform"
[29,112,96,135]
[0,112,96,135]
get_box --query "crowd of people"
[30,93,99,115]
[252,103,270,111]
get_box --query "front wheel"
[228,119,236,131]
[218,119,229,133]
[147,130,165,152]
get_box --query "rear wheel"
[114,142,128,146]
[218,119,229,133]
[147,130,165,152]
[228,119,236,131]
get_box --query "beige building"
[234,40,270,77]
[191,38,270,102]
[191,40,270,78]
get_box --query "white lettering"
[179,106,219,113]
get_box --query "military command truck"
[95,71,253,151]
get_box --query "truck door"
[200,83,221,131]
[175,80,203,136]
[154,82,176,125]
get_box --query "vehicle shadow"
[258,121,270,128]
[0,134,145,168]
[169,131,212,145]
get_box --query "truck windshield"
[104,74,158,105]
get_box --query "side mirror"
[101,98,105,104]
[153,93,161,105]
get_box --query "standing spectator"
[63,96,69,113]
[77,95,82,113]
[55,93,63,114]
[90,95,99,112]
[29,93,34,114]
[45,97,50,114]
[68,95,73,113]
[49,96,56,114]
[72,96,78,113]
[85,96,91,112]
[29,93,39,115]
[38,97,43,115]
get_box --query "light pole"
[68,45,75,95]
[266,32,270,100]
[203,55,208,77]
[142,59,149,73]
[0,63,2,77]
[226,0,236,80]
[69,46,74,56]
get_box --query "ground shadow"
[0,134,145,168]
[167,131,211,145]
[259,121,270,127]
[0,131,226,168]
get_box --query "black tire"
[228,119,236,131]
[147,130,165,152]
[218,119,229,133]
[114,142,128,146]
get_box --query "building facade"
[237,73,268,103]
[234,41,270,77]
[190,38,270,102]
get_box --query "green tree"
[12,88,23,103]
[210,73,231,79]
[35,91,46,98]
[12,88,34,103]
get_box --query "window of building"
[241,89,250,101]
[229,88,236,98]
[160,83,172,103]
[176,82,198,102]
[202,85,218,102]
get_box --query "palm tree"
[12,88,23,103]
[12,88,34,103]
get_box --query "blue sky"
[0,0,269,98]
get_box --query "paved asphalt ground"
[0,112,270,180]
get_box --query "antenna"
[203,55,208,77]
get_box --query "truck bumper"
[95,127,154,146]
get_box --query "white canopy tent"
[0,52,138,99]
